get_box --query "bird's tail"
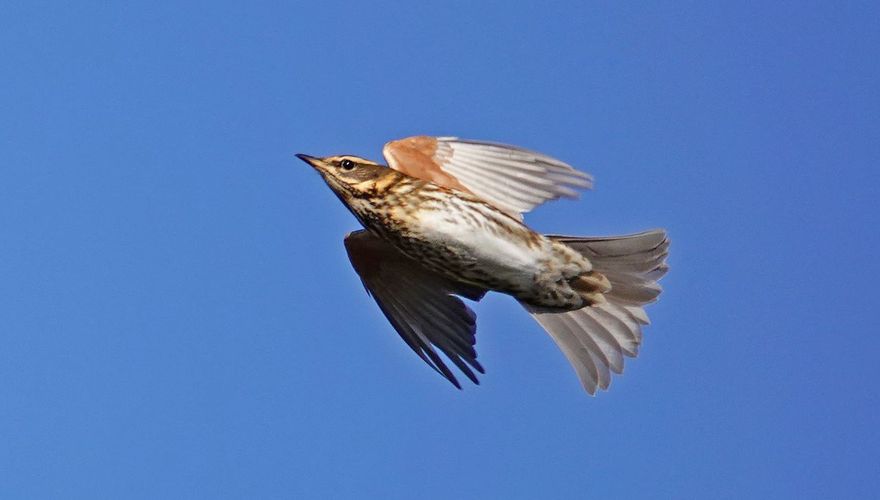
[521,229,669,394]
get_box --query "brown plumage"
[297,136,668,394]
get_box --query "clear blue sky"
[2,2,878,498]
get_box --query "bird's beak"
[296,153,322,169]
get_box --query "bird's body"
[341,168,600,309]
[297,136,668,394]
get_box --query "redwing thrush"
[297,136,668,394]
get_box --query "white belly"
[412,203,546,287]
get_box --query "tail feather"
[552,229,669,304]
[523,229,669,394]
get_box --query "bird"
[296,136,668,395]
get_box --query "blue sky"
[1,1,878,498]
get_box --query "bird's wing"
[344,230,488,388]
[382,136,593,218]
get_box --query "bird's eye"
[340,159,355,171]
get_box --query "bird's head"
[296,154,388,200]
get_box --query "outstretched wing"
[344,230,488,388]
[382,136,593,217]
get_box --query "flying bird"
[297,136,668,394]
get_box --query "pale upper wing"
[382,136,593,217]
[344,230,488,388]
